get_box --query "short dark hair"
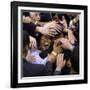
[23,12,30,17]
[23,31,30,49]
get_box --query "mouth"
[44,43,49,47]
[40,43,50,50]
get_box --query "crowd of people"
[22,11,79,77]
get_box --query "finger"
[47,28,56,33]
[53,24,63,31]
[63,60,66,65]
[56,24,63,32]
[61,54,64,60]
[48,33,55,37]
[59,21,63,24]
[57,54,60,60]
[48,31,57,37]
[31,42,33,49]
[35,42,37,49]
[62,16,65,21]
[59,38,67,43]
[33,40,37,48]
[58,54,64,61]
[53,27,62,33]
[33,41,36,48]
[49,30,58,35]
[49,29,57,33]
[31,42,34,49]
[29,43,32,48]
[57,53,64,60]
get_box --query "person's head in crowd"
[51,13,59,22]
[23,31,30,58]
[23,12,31,23]
[29,12,41,23]
[39,34,64,59]
[39,35,52,51]
[39,31,64,51]
[23,12,30,17]
[38,18,67,51]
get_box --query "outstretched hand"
[36,21,62,37]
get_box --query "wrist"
[51,51,57,56]
[55,67,62,72]
[36,26,42,33]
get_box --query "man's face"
[39,35,52,51]
[30,12,40,22]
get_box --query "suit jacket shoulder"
[23,59,45,77]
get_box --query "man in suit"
[23,31,46,77]
[22,31,66,77]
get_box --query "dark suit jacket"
[71,45,79,73]
[23,23,36,37]
[23,59,61,77]
[23,59,45,77]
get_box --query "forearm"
[36,26,43,34]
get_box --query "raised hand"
[60,16,68,32]
[56,54,66,71]
[29,36,37,49]
[57,38,74,51]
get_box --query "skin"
[39,35,52,50]
[30,12,41,23]
[36,21,62,37]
